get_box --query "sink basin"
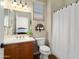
[4,35,35,44]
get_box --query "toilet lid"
[40,45,50,51]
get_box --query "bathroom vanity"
[4,35,35,59]
[4,42,34,59]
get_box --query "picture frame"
[33,1,45,21]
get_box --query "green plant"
[27,29,33,35]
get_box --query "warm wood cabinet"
[4,42,34,59]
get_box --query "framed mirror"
[4,9,32,35]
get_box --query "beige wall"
[32,0,47,38]
[46,0,53,50]
[32,21,47,37]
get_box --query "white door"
[0,0,4,59]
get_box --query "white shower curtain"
[58,9,64,59]
[52,10,60,58]
[68,3,76,59]
[52,7,70,59]
[52,2,79,59]
[69,2,79,59]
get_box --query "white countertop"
[4,35,35,45]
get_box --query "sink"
[4,35,35,44]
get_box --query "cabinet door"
[19,42,33,59]
[4,44,19,59]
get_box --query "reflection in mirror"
[4,9,31,36]
[16,11,31,34]
[4,9,16,35]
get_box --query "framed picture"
[34,1,45,21]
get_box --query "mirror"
[4,9,14,35]
[4,9,32,36]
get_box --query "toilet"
[35,37,51,59]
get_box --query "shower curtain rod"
[53,0,79,12]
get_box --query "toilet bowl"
[35,37,51,59]
[40,45,51,59]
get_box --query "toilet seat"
[40,45,50,51]
[39,45,51,55]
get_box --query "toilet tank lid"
[35,37,46,40]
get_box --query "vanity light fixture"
[12,0,28,6]
[12,0,28,9]
[13,2,17,7]
[2,0,31,12]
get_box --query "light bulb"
[23,5,28,10]
[0,1,4,7]
[13,2,17,7]
[19,4,22,8]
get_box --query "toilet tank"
[35,37,46,46]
